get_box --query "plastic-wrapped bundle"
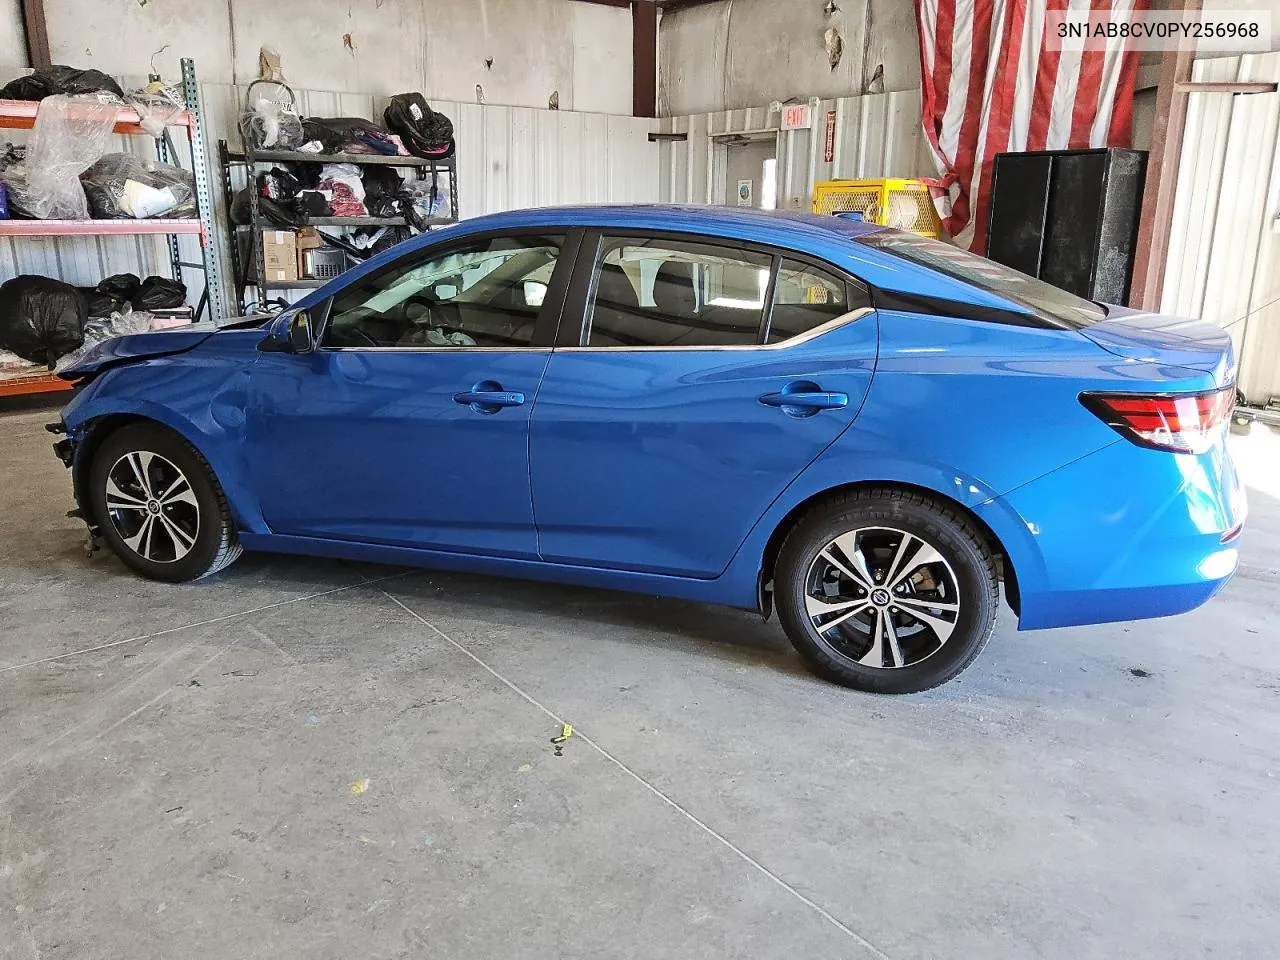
[5,95,120,219]
[55,308,157,372]
[125,82,188,139]
[80,153,196,219]
[399,176,452,229]
[239,81,305,150]
[0,348,41,378]
[0,275,87,366]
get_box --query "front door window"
[323,235,565,348]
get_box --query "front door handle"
[453,380,526,414]
[760,381,849,417]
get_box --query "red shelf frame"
[0,218,204,238]
[0,98,194,136]
[0,370,73,398]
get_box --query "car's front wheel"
[775,488,999,694]
[88,422,242,582]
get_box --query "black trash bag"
[133,276,186,311]
[302,117,388,152]
[97,273,141,303]
[258,167,302,202]
[366,225,412,258]
[384,94,454,159]
[0,275,86,367]
[361,166,403,218]
[295,190,333,217]
[1,65,125,101]
[229,187,306,228]
[77,286,118,318]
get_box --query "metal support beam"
[1173,81,1278,95]
[20,0,51,69]
[1128,0,1199,311]
[633,0,658,118]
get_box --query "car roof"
[453,204,887,244]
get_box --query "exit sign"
[781,104,812,130]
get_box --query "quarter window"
[585,238,773,347]
[767,259,868,344]
[323,235,564,348]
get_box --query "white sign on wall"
[780,103,812,130]
[737,179,753,206]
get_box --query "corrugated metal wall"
[656,89,929,208]
[1161,53,1280,404]
[2,81,660,315]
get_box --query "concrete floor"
[1,404,1278,960]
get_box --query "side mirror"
[257,311,314,354]
[289,312,314,353]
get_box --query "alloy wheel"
[803,525,961,670]
[103,451,201,564]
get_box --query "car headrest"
[595,262,639,310]
[652,260,697,318]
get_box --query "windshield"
[858,230,1106,329]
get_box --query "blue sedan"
[51,206,1244,693]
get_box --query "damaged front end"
[46,416,102,555]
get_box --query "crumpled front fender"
[58,327,218,381]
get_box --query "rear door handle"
[454,390,526,407]
[759,389,848,411]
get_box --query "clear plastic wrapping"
[125,83,188,139]
[239,82,305,150]
[80,153,195,219]
[54,308,157,372]
[5,94,120,220]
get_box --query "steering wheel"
[404,292,443,317]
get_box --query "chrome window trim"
[319,346,554,354]
[557,306,874,352]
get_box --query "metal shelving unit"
[0,58,223,398]
[219,141,459,313]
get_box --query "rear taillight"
[1080,386,1234,454]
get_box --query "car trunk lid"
[1079,305,1235,386]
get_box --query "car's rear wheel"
[775,488,998,694]
[88,422,242,582]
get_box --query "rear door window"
[585,238,773,347]
[767,259,871,344]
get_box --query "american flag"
[916,0,1146,251]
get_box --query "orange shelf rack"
[0,370,72,398]
[0,58,223,400]
[0,98,195,136]
[0,218,204,238]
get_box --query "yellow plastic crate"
[812,178,942,238]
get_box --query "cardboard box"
[296,227,323,276]
[263,230,298,282]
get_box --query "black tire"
[88,422,242,582]
[775,488,998,694]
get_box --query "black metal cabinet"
[985,147,1146,305]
